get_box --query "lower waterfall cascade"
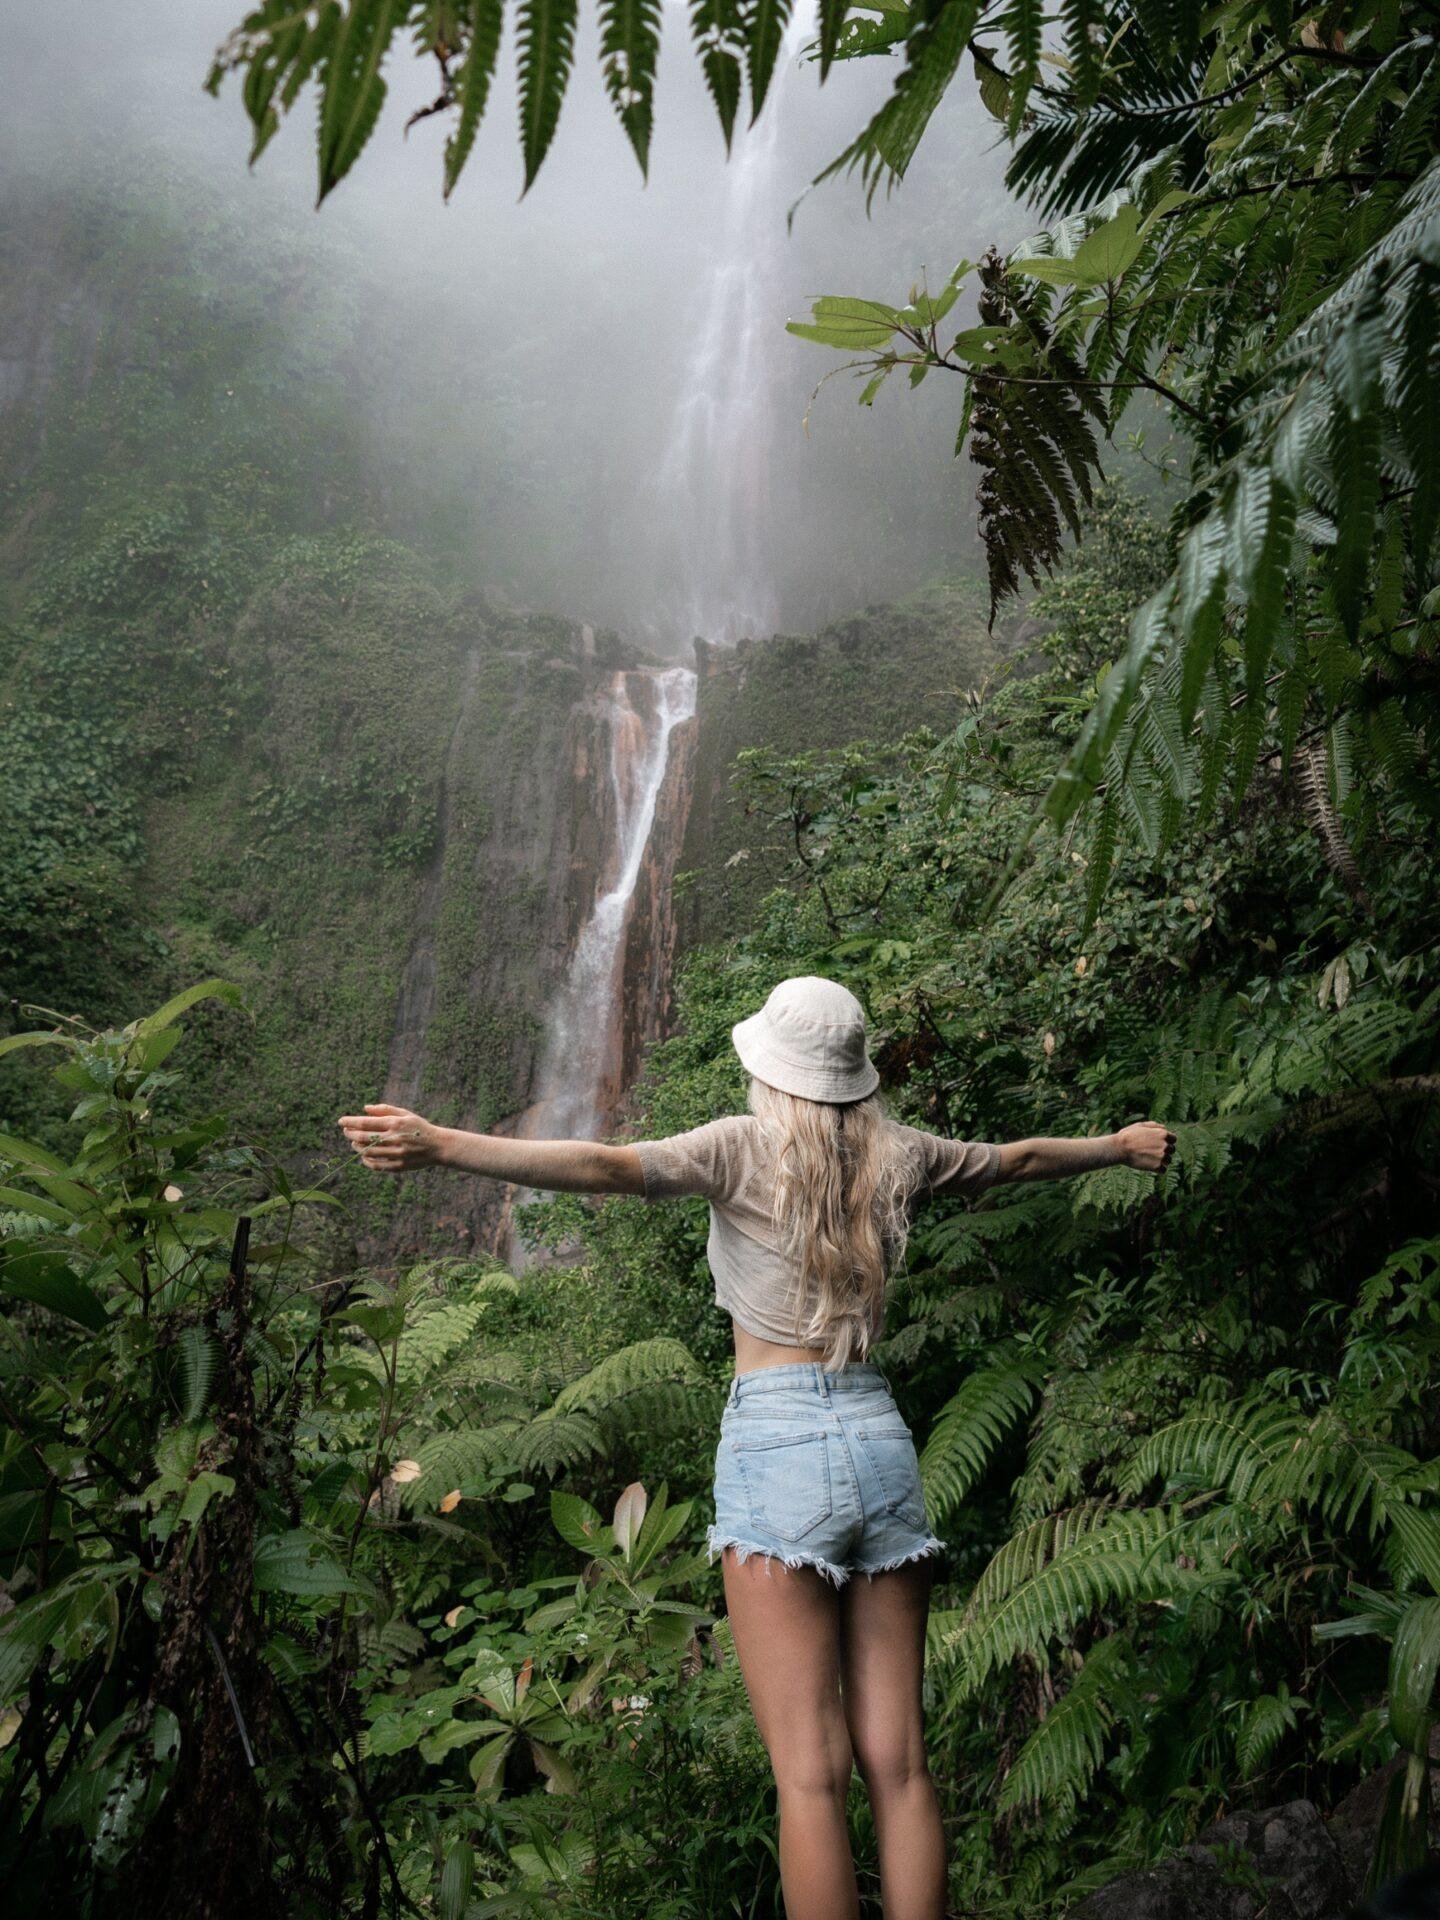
[503,661,698,1263]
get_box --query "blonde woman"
[340,975,1174,1920]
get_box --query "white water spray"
[508,664,697,1258]
[650,10,814,648]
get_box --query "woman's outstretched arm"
[995,1121,1175,1185]
[337,1104,646,1194]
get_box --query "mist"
[12,1,1030,649]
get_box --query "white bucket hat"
[731,975,880,1103]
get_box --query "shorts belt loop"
[816,1363,831,1406]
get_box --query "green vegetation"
[4,1,1439,1912]
[0,988,758,1916]
[531,484,1440,1906]
[217,0,1439,910]
[5,487,1437,1915]
[0,168,637,1252]
[678,577,1006,945]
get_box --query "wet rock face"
[1069,1761,1440,1920]
[372,627,702,1269]
[1070,1801,1349,1920]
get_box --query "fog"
[16,1,1032,649]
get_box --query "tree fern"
[397,1424,519,1509]
[508,1409,607,1476]
[542,1337,711,1418]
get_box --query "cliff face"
[675,584,1009,954]
[375,633,702,1268]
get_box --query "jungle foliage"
[523,482,1440,1910]
[4,482,1438,1914]
[3,1,1438,1914]
[0,986,770,1916]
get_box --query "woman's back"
[632,1112,1000,1351]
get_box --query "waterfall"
[505,663,697,1259]
[649,11,813,649]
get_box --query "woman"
[340,974,1174,1920]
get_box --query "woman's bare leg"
[838,1558,946,1920]
[721,1548,861,1920]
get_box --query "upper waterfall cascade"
[648,12,811,649]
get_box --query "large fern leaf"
[316,0,402,204]
[517,0,579,191]
[948,1502,1190,1691]
[598,0,663,174]
[996,1632,1128,1812]
[920,1356,1041,1527]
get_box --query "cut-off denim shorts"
[706,1360,946,1588]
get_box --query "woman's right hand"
[338,1103,448,1173]
[1115,1121,1176,1173]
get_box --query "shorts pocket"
[854,1420,927,1527]
[733,1430,833,1541]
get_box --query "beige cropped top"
[630,1114,1001,1348]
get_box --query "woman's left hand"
[338,1104,446,1173]
[1115,1120,1177,1173]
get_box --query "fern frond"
[920,1357,1041,1527]
[397,1424,520,1510]
[688,0,745,147]
[510,1410,607,1476]
[176,1325,218,1421]
[443,0,505,197]
[816,0,979,199]
[949,1502,1189,1691]
[517,0,579,191]
[598,0,663,174]
[1235,1686,1301,1779]
[544,1337,710,1416]
[316,0,402,205]
[996,1633,1128,1812]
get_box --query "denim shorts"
[706,1360,945,1588]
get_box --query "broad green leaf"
[133,979,244,1041]
[1388,1597,1440,1754]
[0,1135,69,1176]
[253,1530,373,1597]
[0,1251,108,1330]
[1007,255,1090,287]
[0,1031,76,1059]
[550,1489,611,1555]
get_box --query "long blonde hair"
[747,1076,923,1371]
